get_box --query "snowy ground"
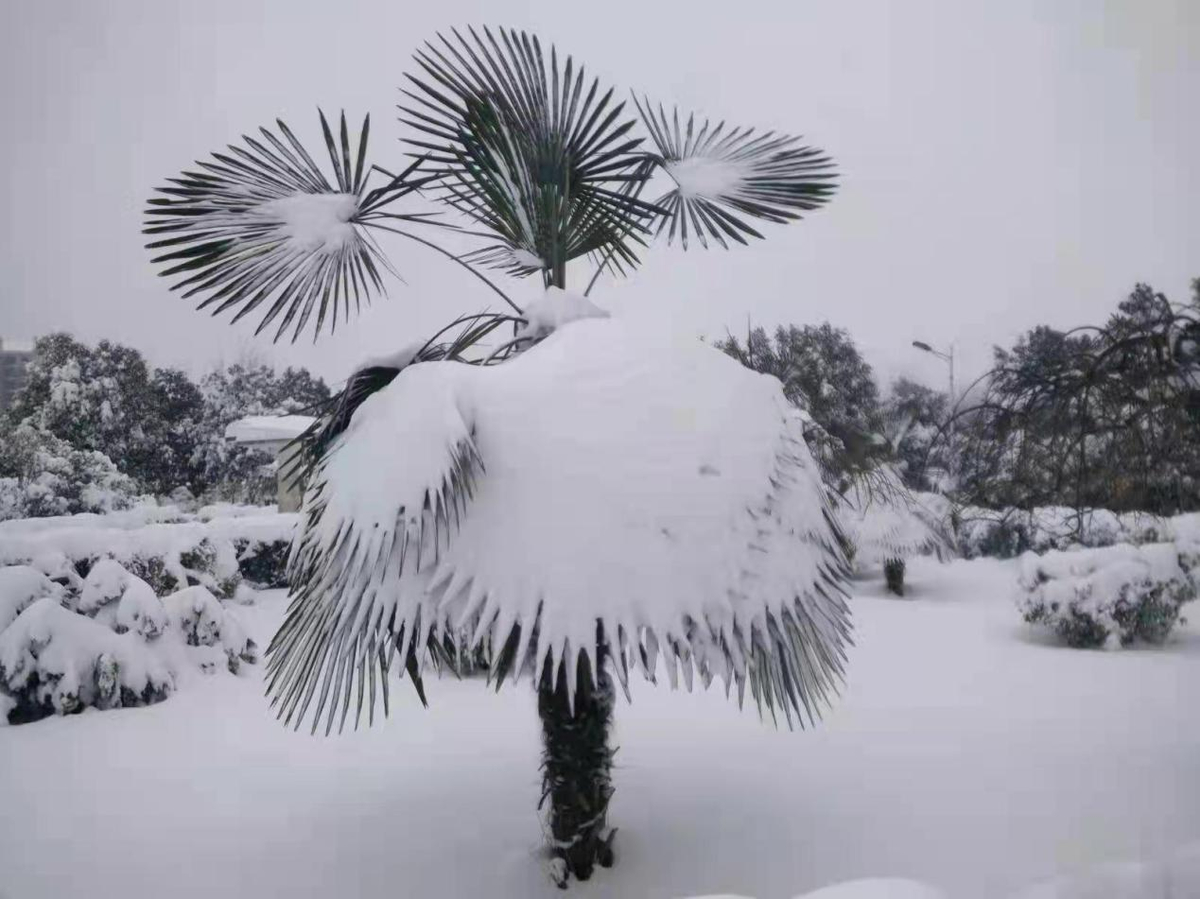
[2,557,1197,899]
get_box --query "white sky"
[1,0,1196,394]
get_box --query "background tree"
[0,422,139,519]
[4,334,330,506]
[716,323,885,489]
[132,368,206,496]
[191,362,330,503]
[7,334,157,476]
[949,281,1200,525]
[882,376,950,492]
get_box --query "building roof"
[224,414,316,444]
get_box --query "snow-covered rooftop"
[224,415,315,445]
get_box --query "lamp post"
[913,340,957,487]
[911,340,954,403]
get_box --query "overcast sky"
[1,0,1196,394]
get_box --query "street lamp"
[912,340,957,487]
[911,340,954,402]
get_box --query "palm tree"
[839,464,954,596]
[142,26,848,886]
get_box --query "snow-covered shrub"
[0,566,65,631]
[121,553,176,596]
[1171,512,1200,545]
[0,541,259,722]
[0,512,271,722]
[162,585,256,673]
[0,504,290,597]
[229,582,258,606]
[178,537,242,598]
[0,477,24,521]
[1078,508,1123,547]
[1119,511,1170,545]
[114,577,169,640]
[233,537,290,588]
[165,585,223,646]
[955,505,1191,559]
[168,485,199,511]
[1017,542,1198,648]
[0,598,173,722]
[79,558,132,614]
[28,550,82,594]
[957,510,1026,559]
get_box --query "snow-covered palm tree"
[840,465,953,596]
[142,27,850,886]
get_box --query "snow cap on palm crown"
[840,465,952,566]
[270,290,852,734]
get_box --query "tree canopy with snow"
[1,333,330,512]
[139,24,843,886]
[716,323,886,490]
[951,281,1200,520]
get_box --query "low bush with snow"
[0,566,65,631]
[233,537,291,588]
[0,552,258,723]
[79,557,132,614]
[115,577,170,639]
[164,585,257,674]
[0,597,173,722]
[0,502,295,597]
[1017,541,1198,648]
[952,506,1199,560]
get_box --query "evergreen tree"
[882,377,950,491]
[8,335,154,467]
[0,422,139,519]
[716,322,886,488]
[191,363,330,502]
[953,281,1200,517]
[5,334,329,505]
[138,368,206,495]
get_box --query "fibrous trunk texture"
[885,557,906,596]
[537,634,616,888]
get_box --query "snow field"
[2,556,1196,898]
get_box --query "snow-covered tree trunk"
[884,558,906,596]
[537,631,616,887]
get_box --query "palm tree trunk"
[884,557,906,596]
[537,632,616,887]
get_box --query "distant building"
[224,415,316,512]
[0,339,35,410]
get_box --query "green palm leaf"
[401,27,661,284]
[634,97,838,249]
[143,111,437,343]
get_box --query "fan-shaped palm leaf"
[401,27,662,283]
[268,296,852,735]
[144,111,440,343]
[635,97,838,250]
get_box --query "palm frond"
[400,27,661,281]
[282,310,524,492]
[634,97,837,249]
[268,308,853,735]
[144,111,436,343]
